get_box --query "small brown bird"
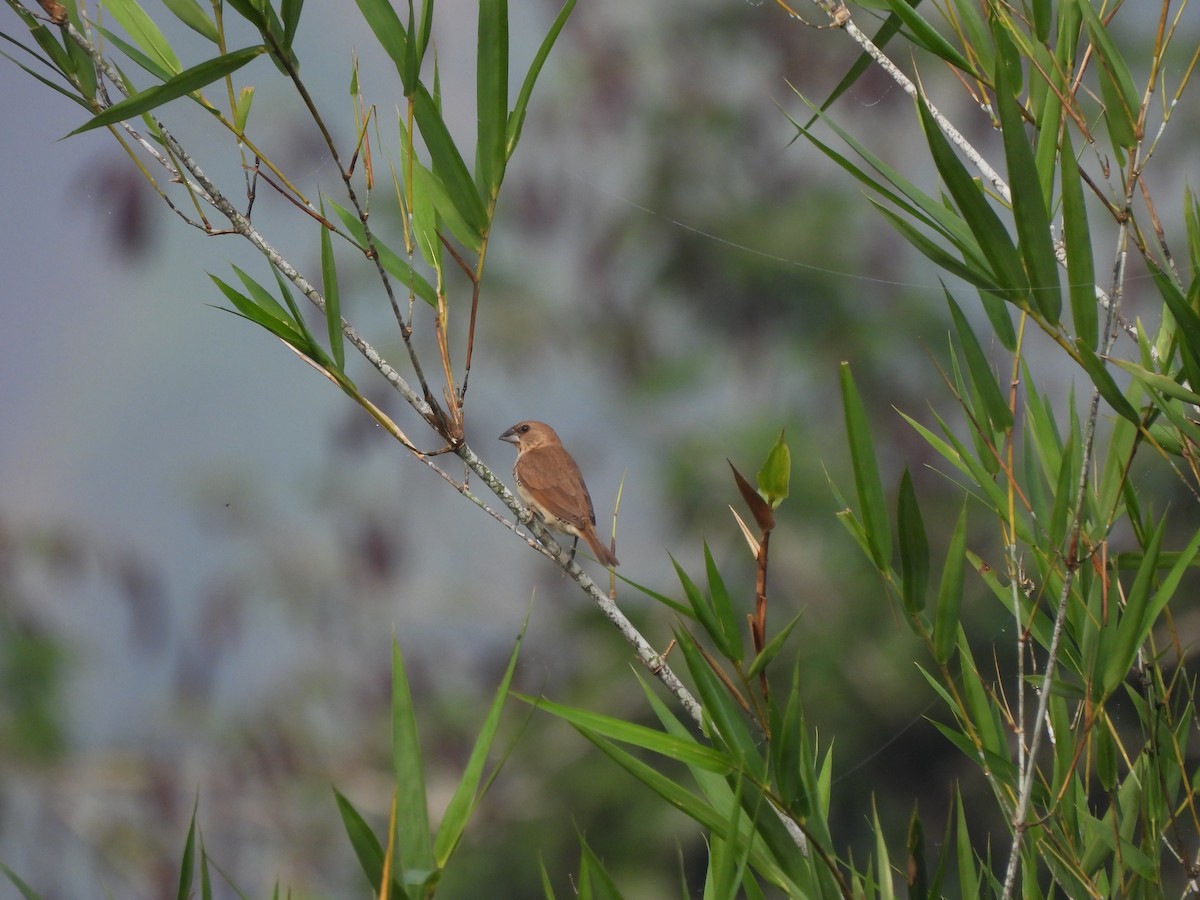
[499,420,619,567]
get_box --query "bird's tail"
[584,530,620,568]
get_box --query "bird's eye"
[520,425,530,433]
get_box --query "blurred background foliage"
[1,0,1198,896]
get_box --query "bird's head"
[499,420,560,452]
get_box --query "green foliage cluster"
[4,0,1200,897]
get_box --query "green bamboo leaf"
[281,0,304,50]
[403,1,420,94]
[755,429,790,508]
[413,84,488,236]
[268,267,338,373]
[671,555,735,659]
[1101,515,1165,695]
[872,203,1000,294]
[353,0,411,87]
[796,99,988,257]
[508,0,576,155]
[880,0,977,76]
[7,3,76,77]
[105,0,183,75]
[476,0,508,198]
[574,728,741,850]
[325,199,436,305]
[933,501,967,665]
[209,274,305,346]
[1142,522,1200,631]
[947,292,1013,432]
[768,661,804,814]
[318,204,345,371]
[897,468,929,616]
[1031,44,1064,198]
[223,0,268,29]
[515,693,732,773]
[576,831,623,900]
[0,862,39,900]
[175,798,198,900]
[916,97,1029,306]
[993,24,1061,323]
[334,789,408,898]
[1048,423,1079,550]
[1074,341,1140,424]
[1060,129,1098,349]
[412,155,483,253]
[953,791,981,898]
[614,570,694,617]
[800,9,908,128]
[434,626,526,865]
[1112,360,1200,407]
[69,46,266,135]
[978,290,1018,352]
[95,24,174,82]
[1077,0,1139,151]
[1153,270,1200,367]
[234,86,255,134]
[954,642,1012,775]
[0,44,93,110]
[391,639,434,873]
[872,802,897,900]
[674,628,762,777]
[197,835,213,900]
[704,543,742,662]
[840,362,891,569]
[161,0,220,43]
[746,610,803,679]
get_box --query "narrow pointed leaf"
[1060,129,1097,349]
[840,362,891,569]
[176,799,198,900]
[413,84,488,236]
[1078,0,1139,150]
[1074,341,1140,423]
[161,0,220,43]
[933,501,968,664]
[916,97,1028,305]
[993,24,1060,323]
[880,0,976,75]
[434,626,526,864]
[69,46,267,135]
[281,0,304,50]
[325,200,437,306]
[671,555,732,658]
[674,628,762,776]
[353,0,410,86]
[476,0,508,198]
[318,209,345,371]
[0,863,39,900]
[106,0,183,75]
[334,788,408,898]
[746,610,803,679]
[1102,516,1165,695]
[947,292,1013,432]
[704,543,742,661]
[508,0,576,155]
[897,468,929,616]
[515,693,732,773]
[391,639,434,872]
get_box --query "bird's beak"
[499,427,519,444]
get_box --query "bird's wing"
[521,445,597,527]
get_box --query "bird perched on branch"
[499,420,619,568]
